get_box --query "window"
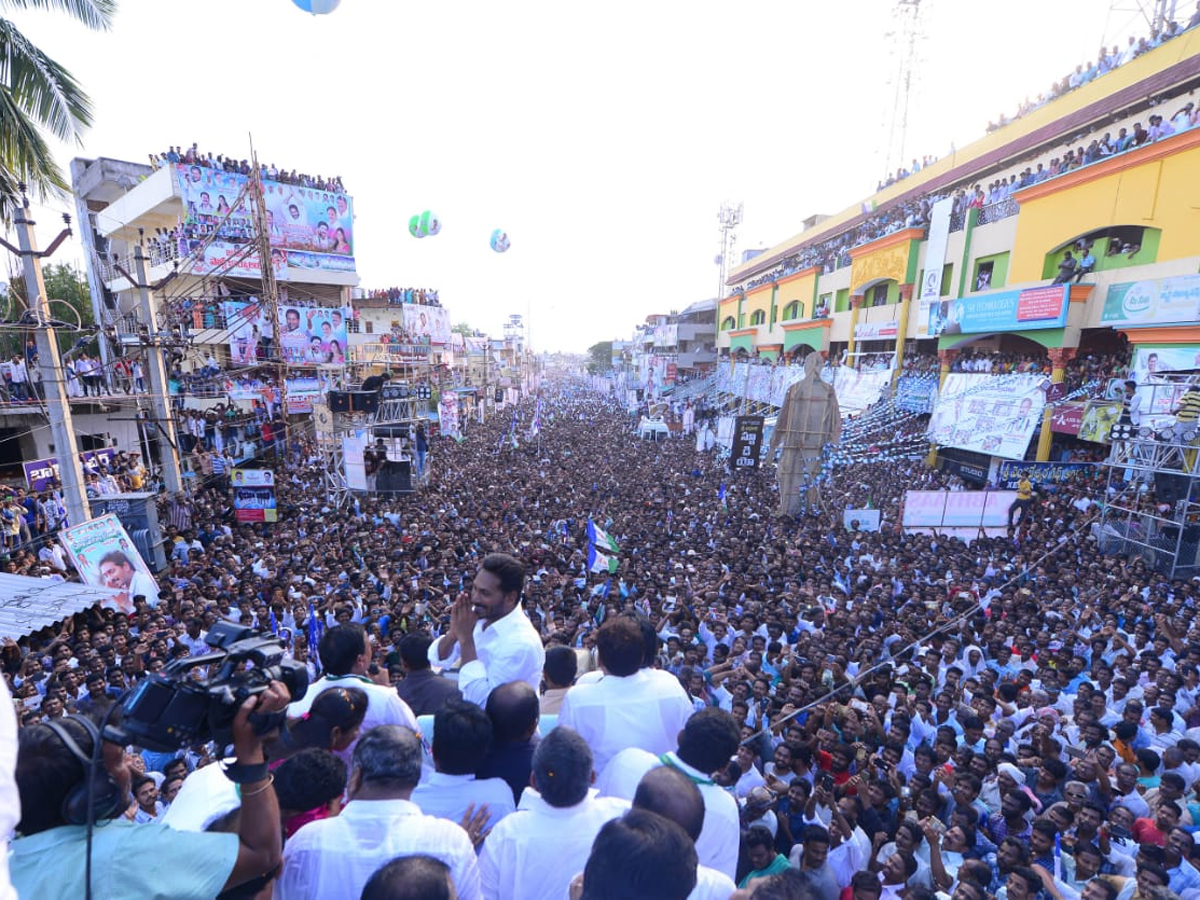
[815,294,832,318]
[346,318,360,333]
[749,310,766,326]
[974,262,994,292]
[940,263,954,297]
[972,252,1008,291]
[364,320,374,334]
[870,283,890,307]
[721,315,736,331]
[783,300,803,320]
[835,289,851,313]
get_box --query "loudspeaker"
[328,391,350,413]
[373,424,410,439]
[350,392,379,414]
[376,460,412,494]
[1156,472,1190,506]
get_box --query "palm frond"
[0,18,95,141]
[0,65,70,222]
[0,0,116,31]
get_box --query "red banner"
[1049,401,1084,435]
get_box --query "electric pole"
[0,191,92,526]
[129,246,184,494]
[248,154,290,444]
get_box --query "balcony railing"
[978,197,1019,226]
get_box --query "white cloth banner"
[927,374,1045,460]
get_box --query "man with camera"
[10,682,291,900]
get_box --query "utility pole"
[120,245,184,494]
[0,191,92,525]
[247,153,290,445]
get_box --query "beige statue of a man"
[769,353,841,517]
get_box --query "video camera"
[106,623,309,752]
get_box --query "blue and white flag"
[586,519,620,554]
[588,544,619,574]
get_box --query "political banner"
[222,300,273,365]
[173,164,355,272]
[342,433,368,491]
[232,469,277,523]
[439,392,461,439]
[854,320,900,341]
[1077,400,1121,444]
[996,460,1095,489]
[928,285,1069,336]
[59,514,160,613]
[277,305,351,364]
[833,367,893,413]
[844,509,882,532]
[730,416,765,471]
[402,305,451,345]
[25,449,116,493]
[918,198,953,311]
[1102,274,1200,326]
[1129,347,1200,428]
[927,374,1046,460]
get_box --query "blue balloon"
[292,0,341,14]
[490,229,510,253]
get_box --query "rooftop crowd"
[150,144,346,192]
[364,288,443,307]
[5,376,1199,900]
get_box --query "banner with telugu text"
[927,374,1045,460]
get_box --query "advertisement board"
[854,321,899,341]
[173,164,355,274]
[1102,274,1200,326]
[232,469,277,523]
[277,305,351,364]
[902,490,1016,538]
[59,514,160,613]
[844,509,882,532]
[928,285,1068,336]
[1077,400,1122,443]
[1049,401,1085,435]
[25,448,116,493]
[402,305,451,345]
[996,460,1095,489]
[918,198,953,310]
[730,416,765,471]
[927,374,1046,460]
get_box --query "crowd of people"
[364,287,442,307]
[986,11,1200,133]
[6,375,1200,900]
[150,144,346,192]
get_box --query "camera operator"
[10,682,291,900]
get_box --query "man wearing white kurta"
[597,707,742,881]
[558,617,694,778]
[277,726,480,900]
[479,727,625,900]
[288,623,417,763]
[428,553,545,707]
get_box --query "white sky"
[5,0,1156,352]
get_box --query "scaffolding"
[1098,424,1200,580]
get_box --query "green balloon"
[408,215,423,238]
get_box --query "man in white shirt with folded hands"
[429,553,545,706]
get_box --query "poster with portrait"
[1076,401,1121,444]
[1129,346,1200,429]
[174,164,355,273]
[402,305,451,345]
[222,300,274,365]
[232,469,277,523]
[438,392,461,439]
[927,374,1046,460]
[59,514,160,613]
[276,305,351,365]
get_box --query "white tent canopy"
[0,574,121,641]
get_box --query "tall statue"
[769,353,841,516]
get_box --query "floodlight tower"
[1104,0,1178,42]
[715,201,742,300]
[880,0,927,185]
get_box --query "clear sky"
[4,0,1156,351]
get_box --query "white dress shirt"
[410,771,516,831]
[558,669,693,777]
[479,788,626,900]
[690,865,738,900]
[277,798,480,900]
[597,748,740,881]
[428,605,545,706]
[287,673,418,763]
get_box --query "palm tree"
[0,0,116,223]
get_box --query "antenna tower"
[715,201,742,299]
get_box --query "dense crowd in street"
[4,379,1200,900]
